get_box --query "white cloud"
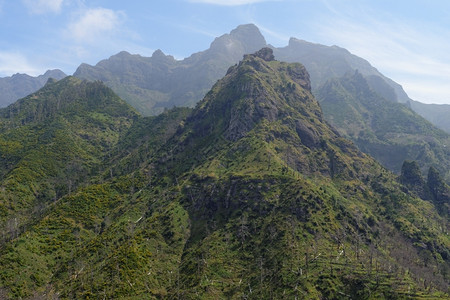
[188,0,277,6]
[0,52,40,76]
[67,8,124,43]
[22,0,63,14]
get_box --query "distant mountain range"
[1,24,449,131]
[0,48,447,298]
[1,24,449,181]
[72,24,450,181]
[73,24,267,115]
[273,37,411,103]
[410,100,450,132]
[72,24,414,116]
[316,71,450,180]
[0,69,66,107]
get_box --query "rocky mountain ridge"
[316,70,450,181]
[73,24,267,115]
[0,48,447,298]
[1,24,447,134]
[0,69,66,107]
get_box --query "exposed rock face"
[225,85,279,142]
[246,47,275,61]
[287,62,311,91]
[223,48,314,143]
[295,120,319,148]
[74,24,267,115]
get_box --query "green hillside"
[316,71,450,182]
[0,49,448,299]
[0,77,138,246]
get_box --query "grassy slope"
[316,72,450,182]
[0,52,448,299]
[0,77,137,245]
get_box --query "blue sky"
[2,0,450,104]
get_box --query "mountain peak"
[41,69,66,78]
[187,49,322,148]
[288,37,306,45]
[152,49,165,58]
[230,23,263,39]
[210,24,267,56]
[115,50,132,57]
[151,49,175,62]
[44,77,58,86]
[11,73,30,79]
[244,47,275,61]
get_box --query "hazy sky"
[2,0,450,104]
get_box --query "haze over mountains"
[34,24,444,182]
[73,24,413,116]
[73,24,267,115]
[273,37,411,104]
[0,23,449,181]
[1,24,449,133]
[0,69,66,107]
[316,70,450,181]
[1,24,449,181]
[410,100,450,133]
[0,48,448,298]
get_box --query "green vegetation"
[0,77,137,245]
[316,71,450,182]
[0,49,448,299]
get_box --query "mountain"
[74,24,266,115]
[0,49,448,299]
[0,69,67,107]
[410,100,450,133]
[316,71,450,182]
[69,25,450,176]
[0,76,137,247]
[272,38,450,134]
[71,24,450,186]
[73,24,450,137]
[272,37,411,104]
